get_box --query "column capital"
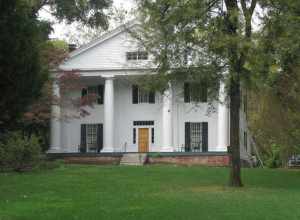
[102,75,115,80]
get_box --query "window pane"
[138,89,149,103]
[138,51,148,60]
[190,123,202,151]
[126,52,138,60]
[86,124,98,151]
[87,86,98,103]
[190,83,207,102]
[127,51,148,60]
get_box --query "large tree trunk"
[224,0,243,187]
[229,77,243,187]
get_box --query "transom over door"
[138,128,149,152]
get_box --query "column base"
[212,146,228,152]
[101,148,114,153]
[160,146,174,152]
[47,148,62,153]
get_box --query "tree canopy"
[0,0,112,133]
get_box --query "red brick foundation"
[64,156,121,165]
[148,155,230,166]
[48,152,229,166]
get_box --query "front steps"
[120,153,148,166]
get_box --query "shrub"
[265,143,282,168]
[0,132,41,172]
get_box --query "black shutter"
[149,91,155,103]
[200,82,208,102]
[97,85,104,104]
[80,124,87,153]
[97,124,103,153]
[81,88,87,97]
[133,128,136,144]
[185,122,191,152]
[202,122,208,152]
[151,127,154,143]
[132,85,138,104]
[184,83,190,103]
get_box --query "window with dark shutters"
[132,85,155,104]
[133,128,136,144]
[81,88,88,98]
[151,128,154,143]
[132,85,139,104]
[97,85,104,104]
[184,82,207,103]
[199,82,208,102]
[202,122,208,152]
[80,124,87,153]
[81,86,104,105]
[185,122,191,151]
[184,83,190,103]
[149,91,155,103]
[97,124,103,152]
[185,122,208,152]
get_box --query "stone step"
[120,153,147,166]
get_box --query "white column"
[161,83,173,152]
[49,79,61,153]
[102,76,114,152]
[217,81,229,151]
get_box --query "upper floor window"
[132,85,155,104]
[126,51,148,61]
[81,85,104,104]
[184,82,207,103]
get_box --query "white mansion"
[49,22,251,161]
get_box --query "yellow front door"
[138,128,149,152]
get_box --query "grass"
[1,165,300,220]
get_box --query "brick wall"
[148,155,230,166]
[63,156,121,165]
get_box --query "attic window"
[126,51,148,60]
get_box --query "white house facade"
[49,23,251,160]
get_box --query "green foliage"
[247,0,300,166]
[36,159,64,170]
[50,0,112,28]
[49,40,69,51]
[0,0,112,133]
[264,144,282,168]
[0,0,49,130]
[0,132,41,172]
[135,0,225,99]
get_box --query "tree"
[0,0,112,134]
[0,0,49,132]
[246,0,300,166]
[136,0,259,186]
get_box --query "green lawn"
[1,165,300,220]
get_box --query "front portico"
[49,73,229,154]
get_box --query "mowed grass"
[1,165,300,220]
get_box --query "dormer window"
[126,51,148,60]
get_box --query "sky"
[39,0,135,42]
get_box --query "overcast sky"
[39,0,135,41]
